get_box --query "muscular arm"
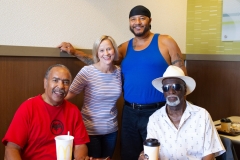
[4,142,22,160]
[73,50,94,65]
[159,35,187,75]
[73,144,88,160]
[114,42,128,65]
[202,153,214,160]
[57,42,94,65]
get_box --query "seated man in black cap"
[138,65,225,160]
[58,5,186,159]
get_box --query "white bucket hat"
[152,65,196,95]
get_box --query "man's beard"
[129,24,151,37]
[166,95,180,107]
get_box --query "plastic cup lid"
[143,138,160,147]
[221,118,231,123]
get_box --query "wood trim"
[1,45,240,62]
[0,45,92,57]
[186,54,240,61]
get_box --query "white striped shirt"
[69,65,122,135]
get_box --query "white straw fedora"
[152,65,196,95]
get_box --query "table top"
[214,116,240,143]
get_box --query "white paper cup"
[143,139,160,160]
[55,135,74,160]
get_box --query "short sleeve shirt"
[69,65,122,135]
[2,95,89,160]
[147,101,225,160]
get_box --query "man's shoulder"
[187,101,206,110]
[187,102,205,111]
[186,102,210,117]
[118,41,130,60]
[21,95,40,106]
[118,41,129,50]
[158,34,174,43]
[13,95,42,115]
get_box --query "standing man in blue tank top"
[58,5,186,160]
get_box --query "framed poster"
[222,0,240,41]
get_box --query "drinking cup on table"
[221,118,231,132]
[143,138,160,160]
[55,135,74,160]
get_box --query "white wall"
[0,0,187,52]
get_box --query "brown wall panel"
[3,53,240,159]
[186,60,240,121]
[0,56,123,159]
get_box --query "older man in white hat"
[139,65,225,160]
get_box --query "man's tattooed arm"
[75,52,94,65]
[171,53,185,68]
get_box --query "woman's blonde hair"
[92,35,119,63]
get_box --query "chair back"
[216,136,238,160]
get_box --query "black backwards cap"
[129,5,151,18]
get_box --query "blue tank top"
[121,34,168,104]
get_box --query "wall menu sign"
[222,0,240,41]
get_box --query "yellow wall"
[186,0,240,54]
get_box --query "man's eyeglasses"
[162,84,185,92]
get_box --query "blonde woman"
[65,35,122,158]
